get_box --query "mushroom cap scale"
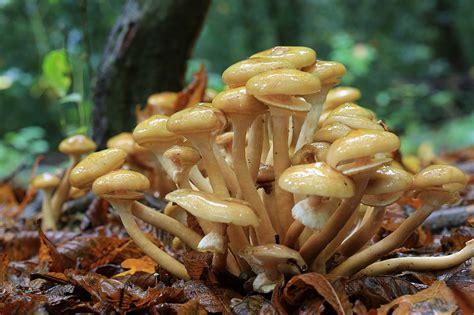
[167,104,227,135]
[325,87,361,110]
[279,162,355,198]
[222,58,296,87]
[326,130,400,171]
[246,69,321,96]
[58,135,96,156]
[212,87,267,115]
[412,165,467,192]
[133,114,182,147]
[70,148,127,189]
[250,46,316,69]
[92,170,150,200]
[32,173,60,190]
[303,60,347,85]
[166,189,259,227]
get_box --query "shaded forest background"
[0,0,473,178]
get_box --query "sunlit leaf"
[42,49,71,97]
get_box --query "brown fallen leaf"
[38,226,66,272]
[345,275,422,309]
[183,251,213,280]
[377,281,458,314]
[174,64,208,112]
[182,280,241,314]
[231,295,278,315]
[283,273,347,315]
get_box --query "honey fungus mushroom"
[324,86,362,112]
[32,173,60,230]
[92,170,190,280]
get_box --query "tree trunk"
[92,0,211,147]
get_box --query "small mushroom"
[33,173,60,230]
[296,60,347,150]
[147,92,177,116]
[163,145,201,189]
[324,86,361,112]
[51,135,96,222]
[239,244,307,293]
[331,164,467,277]
[92,170,189,280]
[278,162,355,248]
[322,103,382,131]
[355,240,474,277]
[250,46,316,69]
[313,123,352,143]
[246,69,321,237]
[291,142,330,165]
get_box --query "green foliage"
[42,49,71,97]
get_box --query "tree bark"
[92,0,211,147]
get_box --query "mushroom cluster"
[67,46,470,292]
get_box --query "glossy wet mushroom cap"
[106,132,135,153]
[133,114,183,148]
[325,87,361,111]
[70,148,127,189]
[147,92,177,116]
[250,46,316,69]
[92,169,150,200]
[163,145,201,168]
[33,173,60,190]
[167,103,227,136]
[212,86,267,115]
[324,103,375,120]
[313,123,352,143]
[222,58,296,88]
[58,135,96,156]
[412,165,467,193]
[239,244,307,274]
[302,60,346,85]
[166,189,259,227]
[279,162,355,198]
[291,142,330,165]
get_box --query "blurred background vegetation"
[0,0,473,179]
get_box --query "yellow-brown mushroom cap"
[163,145,201,168]
[323,115,383,131]
[250,46,316,69]
[313,123,352,143]
[92,170,150,200]
[222,58,296,87]
[327,103,375,120]
[291,142,330,165]
[167,103,227,136]
[212,87,267,116]
[107,132,135,153]
[70,148,127,189]
[33,173,60,190]
[239,244,307,272]
[58,135,96,156]
[279,162,355,198]
[147,92,177,116]
[325,87,361,111]
[166,189,259,227]
[246,69,321,96]
[133,114,182,147]
[412,165,467,192]
[303,60,347,85]
[365,165,413,195]
[326,130,400,170]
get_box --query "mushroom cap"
[255,95,312,112]
[147,92,177,116]
[215,131,234,147]
[325,87,361,111]
[323,115,383,131]
[197,231,225,254]
[70,148,127,189]
[222,58,296,87]
[166,189,259,227]
[250,46,316,69]
[303,60,346,85]
[313,123,352,143]
[246,69,321,96]
[239,244,307,273]
[326,103,375,120]
[69,187,87,199]
[279,162,355,198]
[326,130,400,173]
[133,114,182,148]
[412,165,467,192]
[58,135,96,156]
[362,166,413,206]
[92,170,150,200]
[163,145,201,168]
[167,103,227,136]
[212,86,267,116]
[32,173,60,190]
[291,142,330,165]
[107,132,135,153]
[257,164,275,184]
[292,198,340,230]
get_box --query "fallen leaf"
[283,273,346,315]
[183,251,213,280]
[182,280,240,314]
[231,295,278,315]
[377,281,458,314]
[114,256,156,277]
[174,64,207,111]
[38,226,66,272]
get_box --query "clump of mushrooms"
[63,45,471,289]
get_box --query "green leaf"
[42,49,71,97]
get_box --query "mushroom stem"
[311,205,361,272]
[213,143,240,197]
[189,166,212,193]
[51,155,80,222]
[271,111,295,238]
[41,189,56,231]
[330,191,450,277]
[131,202,202,250]
[295,87,330,151]
[261,113,271,163]
[355,240,474,277]
[300,176,369,264]
[232,117,276,245]
[110,199,190,280]
[247,114,264,183]
[337,206,386,258]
